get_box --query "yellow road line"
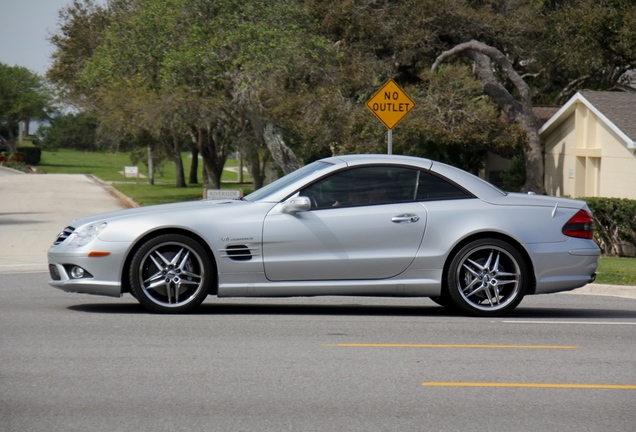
[323,343,579,349]
[422,382,636,390]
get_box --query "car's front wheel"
[129,234,212,313]
[447,238,527,317]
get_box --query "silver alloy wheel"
[448,239,527,316]
[130,234,211,312]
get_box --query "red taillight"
[562,210,594,239]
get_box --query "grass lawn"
[39,149,253,206]
[39,149,134,181]
[595,257,636,286]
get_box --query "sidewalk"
[0,166,634,299]
[0,167,131,273]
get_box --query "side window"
[416,171,470,201]
[300,166,419,209]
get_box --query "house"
[540,90,636,199]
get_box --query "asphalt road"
[2,167,636,431]
[1,272,636,432]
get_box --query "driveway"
[0,167,131,273]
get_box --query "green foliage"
[392,66,506,173]
[501,154,526,192]
[0,160,29,172]
[47,0,114,103]
[584,197,636,257]
[543,0,636,99]
[0,63,56,151]
[46,0,636,181]
[37,112,100,150]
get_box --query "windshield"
[244,160,334,202]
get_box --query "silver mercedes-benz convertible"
[48,154,600,316]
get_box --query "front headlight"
[68,222,108,247]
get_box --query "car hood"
[68,199,246,227]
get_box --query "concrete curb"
[86,175,139,209]
[568,284,636,299]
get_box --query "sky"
[0,0,97,77]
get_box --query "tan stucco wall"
[544,102,636,199]
[544,115,576,197]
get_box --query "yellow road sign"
[366,79,416,129]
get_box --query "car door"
[261,166,427,281]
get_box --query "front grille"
[53,226,75,245]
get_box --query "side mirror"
[282,196,311,214]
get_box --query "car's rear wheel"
[129,234,212,313]
[447,238,527,317]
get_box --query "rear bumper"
[528,243,601,294]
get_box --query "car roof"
[327,154,434,170]
[326,154,505,199]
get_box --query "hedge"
[15,146,41,165]
[584,197,636,257]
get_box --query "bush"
[501,154,525,192]
[584,197,636,257]
[16,146,41,164]
[37,112,99,151]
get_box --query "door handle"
[391,214,420,223]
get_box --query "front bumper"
[47,239,128,298]
[48,263,122,297]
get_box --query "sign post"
[365,79,416,154]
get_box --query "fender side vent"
[221,245,253,261]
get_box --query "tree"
[50,0,336,189]
[541,0,636,103]
[47,0,119,108]
[47,0,636,192]
[398,65,518,175]
[432,40,544,193]
[304,0,636,180]
[298,0,538,172]
[0,63,55,153]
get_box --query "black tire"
[429,292,458,311]
[446,238,527,317]
[129,234,212,313]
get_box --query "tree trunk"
[432,40,545,194]
[263,123,300,174]
[241,143,267,190]
[189,142,199,184]
[242,108,267,190]
[6,126,17,153]
[197,125,227,189]
[170,128,186,188]
[147,144,154,185]
[238,152,244,183]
